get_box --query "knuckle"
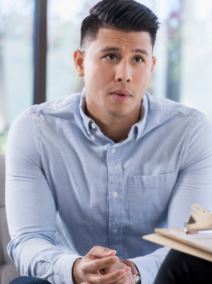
[113,271,121,281]
[105,259,112,266]
[86,275,92,283]
[90,261,97,270]
[109,256,116,262]
[118,277,127,284]
[81,262,87,272]
[110,274,116,282]
[91,246,99,254]
[103,247,110,253]
[90,246,95,253]
[114,279,122,284]
[95,277,101,284]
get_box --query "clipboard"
[142,204,212,262]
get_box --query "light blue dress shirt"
[6,88,212,284]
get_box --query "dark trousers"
[9,250,212,284]
[9,276,50,284]
[154,249,212,284]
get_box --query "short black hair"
[80,0,160,49]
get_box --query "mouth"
[110,89,131,102]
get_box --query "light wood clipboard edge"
[142,233,212,262]
[155,228,212,254]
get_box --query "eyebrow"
[99,46,149,56]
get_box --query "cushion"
[0,154,21,283]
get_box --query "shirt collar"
[79,87,93,136]
[134,93,148,141]
[79,87,148,140]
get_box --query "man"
[6,1,212,284]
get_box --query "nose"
[115,61,132,83]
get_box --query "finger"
[89,269,126,284]
[88,246,117,258]
[110,275,127,284]
[110,269,133,284]
[87,256,119,272]
[124,267,131,274]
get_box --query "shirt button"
[113,192,118,197]
[113,229,118,233]
[111,148,116,153]
[91,123,95,129]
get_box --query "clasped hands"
[73,246,134,284]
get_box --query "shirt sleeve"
[128,112,212,284]
[6,110,82,284]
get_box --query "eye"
[105,54,116,60]
[134,56,143,63]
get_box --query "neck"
[85,102,143,143]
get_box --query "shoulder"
[8,93,82,146]
[143,93,212,139]
[26,92,81,118]
[146,93,198,118]
[10,92,81,129]
[145,93,206,125]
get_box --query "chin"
[106,109,130,118]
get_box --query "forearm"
[6,112,83,283]
[8,234,82,284]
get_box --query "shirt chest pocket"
[127,173,175,222]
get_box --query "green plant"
[0,135,6,154]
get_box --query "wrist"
[120,260,141,284]
[72,258,82,284]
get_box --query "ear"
[148,56,156,83]
[73,49,85,77]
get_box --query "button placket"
[91,123,95,129]
[107,146,123,258]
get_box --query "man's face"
[75,28,156,118]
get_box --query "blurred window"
[46,0,84,101]
[0,0,34,153]
[180,0,212,122]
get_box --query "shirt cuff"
[128,256,151,284]
[47,253,83,284]
[128,248,170,284]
